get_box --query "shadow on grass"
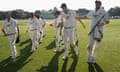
[19,39,31,46]
[61,55,78,72]
[61,58,68,72]
[88,63,104,72]
[68,56,78,72]
[0,39,33,72]
[45,40,55,50]
[37,52,62,72]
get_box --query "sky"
[0,0,120,12]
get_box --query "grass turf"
[0,19,120,72]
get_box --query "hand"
[49,24,53,26]
[88,32,91,36]
[26,30,28,33]
[97,23,104,27]
[105,21,109,24]
[83,25,86,29]
[4,33,7,36]
[82,23,86,29]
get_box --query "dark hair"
[5,11,11,15]
[55,11,60,15]
[61,3,67,8]
[95,1,102,5]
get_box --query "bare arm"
[1,28,7,36]
[17,24,20,37]
[76,17,86,28]
[26,23,29,33]
[60,19,63,36]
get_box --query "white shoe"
[91,57,96,63]
[62,56,68,60]
[35,45,38,49]
[54,49,61,53]
[11,56,16,59]
[30,49,35,52]
[74,47,79,56]
[75,51,79,56]
[87,57,92,63]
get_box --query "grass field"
[0,19,120,72]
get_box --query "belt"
[64,27,73,29]
[6,33,16,36]
[30,29,37,31]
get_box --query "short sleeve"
[15,20,18,26]
[72,11,77,17]
[12,19,18,27]
[104,12,110,22]
[87,11,93,18]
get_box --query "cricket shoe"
[87,57,92,63]
[75,51,79,56]
[87,57,96,63]
[62,56,68,60]
[91,57,96,63]
[30,49,35,52]
[54,49,61,53]
[74,47,79,56]
[11,56,16,59]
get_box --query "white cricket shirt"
[2,18,18,34]
[61,10,77,28]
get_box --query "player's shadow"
[37,52,62,72]
[61,58,68,72]
[19,39,31,46]
[68,56,78,72]
[45,40,55,50]
[88,63,104,72]
[0,40,33,72]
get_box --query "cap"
[60,3,67,8]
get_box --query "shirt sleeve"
[104,12,110,22]
[14,19,18,27]
[101,9,110,23]
[72,11,77,17]
[87,11,93,18]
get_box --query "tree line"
[0,6,120,20]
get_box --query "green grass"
[0,19,120,72]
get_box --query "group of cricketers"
[1,0,110,64]
[26,12,46,52]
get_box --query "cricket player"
[50,11,64,53]
[41,16,46,37]
[26,13,39,52]
[34,13,43,43]
[60,3,86,60]
[1,12,20,59]
[81,0,110,63]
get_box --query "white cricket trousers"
[87,32,101,58]
[63,28,76,56]
[30,30,38,51]
[8,34,16,57]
